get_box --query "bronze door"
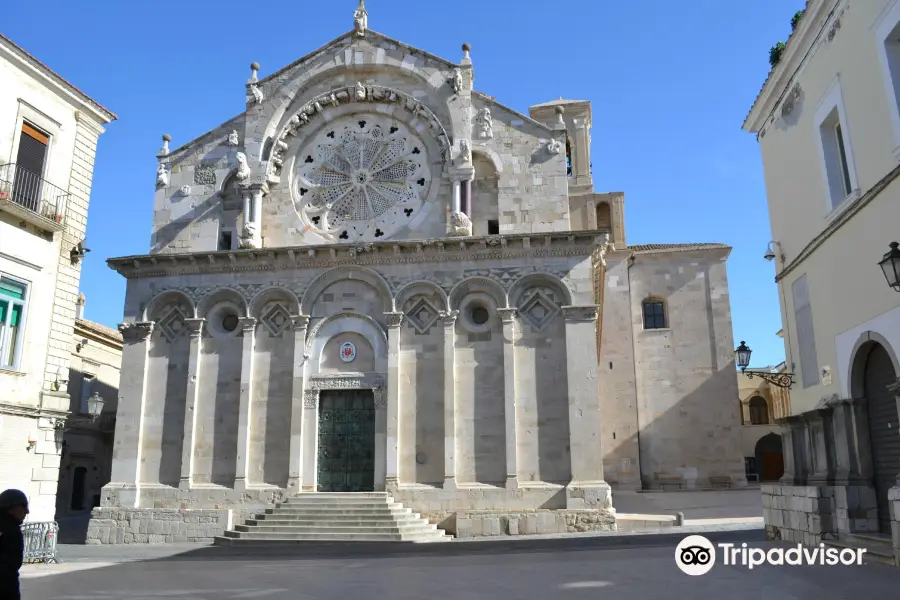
[316,389,376,492]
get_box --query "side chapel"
[95,2,746,538]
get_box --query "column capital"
[384,312,404,328]
[249,181,270,196]
[184,318,206,338]
[238,317,257,333]
[439,310,459,327]
[291,314,311,330]
[118,322,154,343]
[497,308,517,323]
[561,305,599,322]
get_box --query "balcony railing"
[0,163,68,227]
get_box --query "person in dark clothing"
[0,489,29,600]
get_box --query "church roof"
[531,98,590,108]
[628,242,731,255]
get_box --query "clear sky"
[4,0,802,368]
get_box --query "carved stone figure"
[458,140,472,165]
[475,107,493,139]
[227,130,240,146]
[354,0,368,36]
[449,211,472,237]
[235,152,251,181]
[239,221,260,249]
[547,138,563,155]
[355,82,367,102]
[156,164,169,188]
[249,84,264,105]
[450,68,463,94]
[596,233,616,267]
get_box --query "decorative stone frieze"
[384,312,404,328]
[303,388,319,409]
[497,307,517,323]
[561,305,599,322]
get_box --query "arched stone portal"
[754,433,783,482]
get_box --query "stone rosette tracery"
[294,115,432,242]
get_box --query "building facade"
[90,4,746,542]
[744,0,900,561]
[55,294,121,530]
[0,34,115,521]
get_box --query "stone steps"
[214,493,451,545]
[824,533,895,566]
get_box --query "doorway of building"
[316,389,376,492]
[863,343,900,533]
[754,433,784,482]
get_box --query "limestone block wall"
[87,508,231,544]
[628,249,746,489]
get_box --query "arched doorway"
[755,433,784,481]
[862,343,900,533]
[70,466,87,511]
[749,396,770,425]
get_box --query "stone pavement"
[612,488,764,521]
[22,532,900,599]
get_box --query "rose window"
[293,115,432,242]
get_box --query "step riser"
[247,518,427,526]
[236,527,435,534]
[272,504,405,510]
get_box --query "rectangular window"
[814,80,857,212]
[0,276,27,370]
[487,219,499,235]
[791,275,820,388]
[218,230,233,251]
[833,122,852,198]
[642,301,666,330]
[80,373,95,413]
[13,122,49,212]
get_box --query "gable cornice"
[743,0,840,134]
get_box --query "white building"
[0,33,115,521]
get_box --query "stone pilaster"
[179,318,205,490]
[789,416,810,485]
[561,305,607,494]
[779,420,796,485]
[805,409,833,485]
[106,322,154,508]
[498,308,518,490]
[849,397,874,482]
[384,312,404,490]
[302,387,319,492]
[233,317,257,491]
[287,315,309,492]
[441,310,458,491]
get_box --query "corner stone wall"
[86,509,232,545]
[425,509,616,539]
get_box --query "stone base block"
[446,508,617,539]
[86,508,232,545]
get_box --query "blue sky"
[4,0,801,368]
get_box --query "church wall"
[194,334,241,486]
[470,153,499,236]
[596,257,642,489]
[398,293,445,485]
[150,115,247,255]
[513,295,571,484]
[143,329,188,486]
[628,250,746,489]
[321,333,375,373]
[454,297,506,485]
[249,323,293,487]
[309,279,391,324]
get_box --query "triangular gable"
[472,91,554,133]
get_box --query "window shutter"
[9,304,22,327]
[16,123,49,177]
[0,279,25,300]
[791,275,820,388]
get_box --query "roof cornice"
[743,0,838,133]
[0,33,116,123]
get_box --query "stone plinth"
[86,508,232,544]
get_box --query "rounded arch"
[301,266,394,314]
[508,273,573,308]
[144,289,196,321]
[249,286,301,318]
[748,395,770,425]
[196,287,248,318]
[754,432,784,482]
[849,331,900,399]
[305,311,388,375]
[395,280,449,313]
[471,145,504,173]
[595,200,611,230]
[449,276,507,310]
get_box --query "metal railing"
[0,163,69,224]
[21,521,61,564]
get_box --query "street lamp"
[735,341,795,389]
[879,242,900,292]
[54,392,105,433]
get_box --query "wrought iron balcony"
[0,163,68,231]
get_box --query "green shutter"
[0,299,6,323]
[10,304,22,327]
[0,278,25,300]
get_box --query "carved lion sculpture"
[449,211,472,237]
[235,152,251,181]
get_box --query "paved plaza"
[21,529,899,599]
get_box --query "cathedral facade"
[94,4,746,540]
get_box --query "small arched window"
[595,201,611,230]
[642,298,667,330]
[749,396,770,425]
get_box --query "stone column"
[462,179,472,216]
[179,318,205,490]
[233,317,257,491]
[302,388,319,491]
[108,322,154,508]
[849,397,875,482]
[250,186,263,225]
[562,305,608,507]
[384,312,404,491]
[287,315,309,492]
[827,398,856,484]
[441,310,458,491]
[788,416,810,486]
[241,191,251,229]
[452,181,461,214]
[779,420,797,485]
[805,409,832,485]
[498,308,518,489]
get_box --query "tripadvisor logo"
[675,535,867,576]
